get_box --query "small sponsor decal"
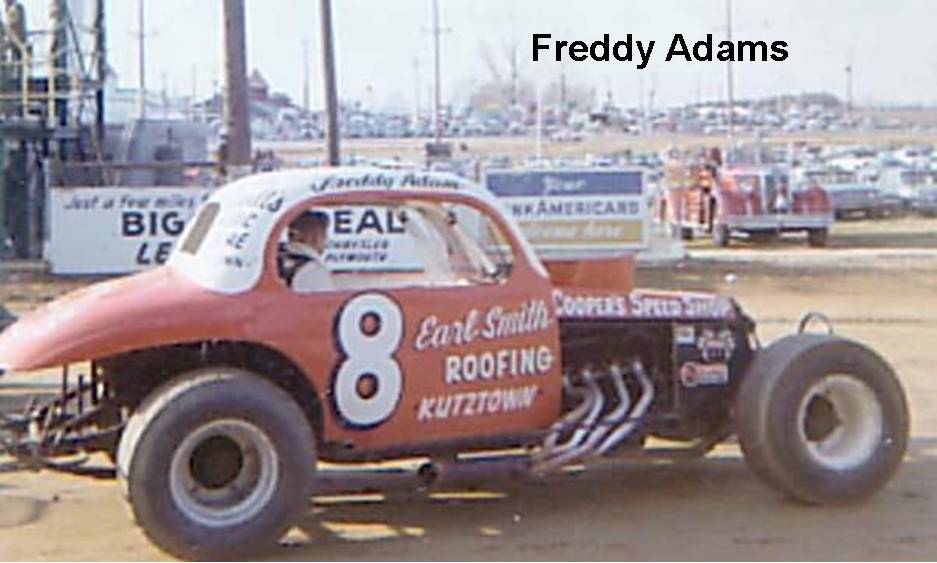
[553,289,735,321]
[679,362,730,387]
[674,324,696,345]
[696,328,736,362]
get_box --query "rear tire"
[736,334,908,504]
[807,228,828,247]
[117,368,316,560]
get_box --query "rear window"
[179,202,220,255]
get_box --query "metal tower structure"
[0,0,108,258]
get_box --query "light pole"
[429,0,448,144]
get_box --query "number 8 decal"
[333,293,404,428]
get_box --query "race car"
[0,169,909,560]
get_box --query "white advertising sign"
[46,187,214,275]
[46,188,421,275]
[485,169,649,253]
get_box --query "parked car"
[878,168,937,216]
[797,167,898,219]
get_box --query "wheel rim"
[797,374,883,471]
[169,419,279,528]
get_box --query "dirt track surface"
[3,218,937,560]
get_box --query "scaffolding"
[0,0,106,137]
[0,1,107,259]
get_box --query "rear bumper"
[724,213,833,232]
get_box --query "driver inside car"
[281,210,333,292]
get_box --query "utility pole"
[845,51,854,122]
[413,57,421,124]
[535,81,543,162]
[509,43,519,108]
[136,0,146,119]
[319,0,341,165]
[725,0,735,145]
[638,72,646,136]
[429,0,449,144]
[559,63,567,116]
[190,65,197,120]
[648,72,658,133]
[161,71,169,121]
[302,39,311,114]
[222,0,252,167]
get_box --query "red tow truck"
[660,148,833,247]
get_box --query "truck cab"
[662,149,833,246]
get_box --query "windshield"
[178,203,220,255]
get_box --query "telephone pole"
[413,57,421,124]
[302,39,311,114]
[430,0,448,144]
[222,0,252,167]
[136,0,146,118]
[725,0,735,144]
[845,51,854,121]
[319,0,341,165]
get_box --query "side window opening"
[275,201,515,293]
[179,202,220,255]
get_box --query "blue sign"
[485,169,643,197]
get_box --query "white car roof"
[170,168,544,293]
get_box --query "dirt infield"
[2,217,937,560]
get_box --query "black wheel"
[117,368,316,560]
[807,228,828,247]
[670,224,695,241]
[736,334,908,504]
[712,222,730,247]
[749,231,779,244]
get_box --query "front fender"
[0,268,248,372]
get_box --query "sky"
[22,0,937,111]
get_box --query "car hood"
[0,267,248,372]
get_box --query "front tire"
[736,334,908,504]
[117,368,316,560]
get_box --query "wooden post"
[222,0,252,168]
[319,0,341,166]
